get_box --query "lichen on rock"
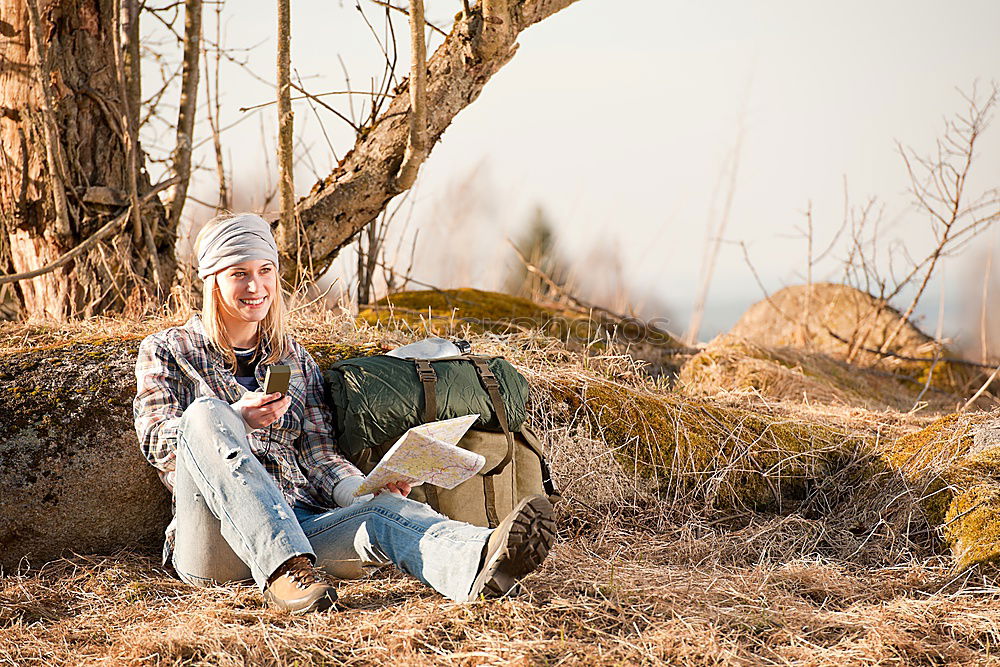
[882,412,1000,568]
[0,339,168,571]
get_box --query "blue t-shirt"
[233,347,259,392]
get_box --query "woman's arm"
[133,335,187,474]
[296,347,365,507]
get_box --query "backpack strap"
[467,356,514,477]
[519,425,562,502]
[412,360,453,518]
[468,355,515,529]
[422,482,441,511]
[413,359,437,423]
[482,476,500,528]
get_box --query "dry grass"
[3,298,1000,665]
[6,523,1000,665]
[677,334,980,413]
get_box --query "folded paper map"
[354,414,485,496]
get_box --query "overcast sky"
[146,0,1000,344]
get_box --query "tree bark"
[290,0,582,281]
[0,0,175,320]
[120,0,140,133]
[475,0,511,60]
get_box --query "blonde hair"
[195,213,290,371]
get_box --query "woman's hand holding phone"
[234,391,291,429]
[233,364,292,430]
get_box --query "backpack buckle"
[414,360,437,383]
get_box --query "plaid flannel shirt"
[134,315,361,559]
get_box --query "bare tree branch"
[393,0,428,190]
[878,85,998,356]
[164,0,203,228]
[960,364,1000,412]
[371,0,448,36]
[113,0,161,290]
[276,0,296,264]
[686,124,743,345]
[121,0,142,132]
[292,0,583,281]
[204,1,229,212]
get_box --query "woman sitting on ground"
[133,212,555,612]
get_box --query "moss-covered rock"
[360,288,558,330]
[728,283,985,397]
[884,413,987,486]
[552,378,874,512]
[0,339,169,572]
[0,335,389,571]
[294,341,387,369]
[359,288,688,377]
[944,485,1000,570]
[882,412,998,568]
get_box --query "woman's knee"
[180,397,248,451]
[182,396,233,425]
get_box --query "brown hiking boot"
[263,555,337,613]
[465,495,556,601]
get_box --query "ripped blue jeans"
[171,397,491,602]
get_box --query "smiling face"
[214,259,278,332]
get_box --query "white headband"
[197,213,280,279]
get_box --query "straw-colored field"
[2,296,999,666]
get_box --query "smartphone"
[262,364,290,404]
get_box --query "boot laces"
[281,557,328,589]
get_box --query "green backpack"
[323,354,530,456]
[323,354,559,527]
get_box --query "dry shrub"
[678,334,973,412]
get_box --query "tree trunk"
[290,0,582,282]
[0,0,174,320]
